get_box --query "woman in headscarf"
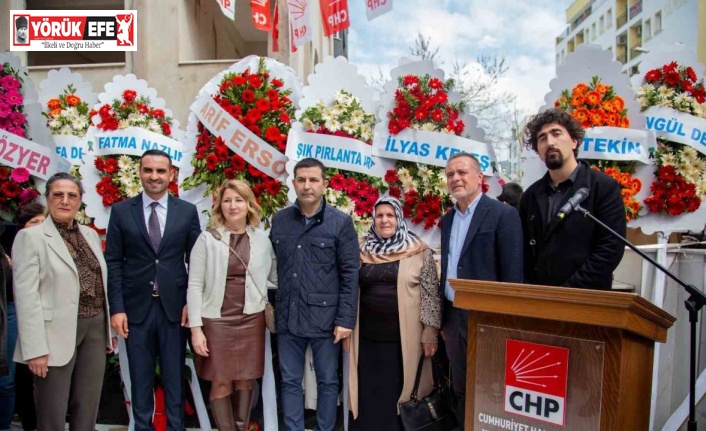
[346,196,441,430]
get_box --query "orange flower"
[604,167,619,177]
[580,120,592,129]
[573,83,589,95]
[49,108,62,117]
[585,91,602,107]
[65,94,81,107]
[589,109,605,126]
[574,108,590,122]
[595,83,610,94]
[601,100,616,113]
[630,178,641,192]
[620,172,631,185]
[630,201,640,213]
[620,116,630,128]
[613,96,625,111]
[570,94,585,108]
[605,113,619,127]
[47,98,61,110]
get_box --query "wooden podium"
[449,279,675,431]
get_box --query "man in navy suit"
[106,150,201,431]
[440,153,524,425]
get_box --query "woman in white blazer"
[187,179,277,431]
[12,173,115,431]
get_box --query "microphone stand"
[575,205,706,431]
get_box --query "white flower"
[302,118,316,131]
[63,107,78,120]
[59,125,72,135]
[681,147,698,161]
[340,198,356,214]
[330,105,344,118]
[437,171,448,190]
[321,107,335,122]
[148,119,161,133]
[128,112,142,122]
[420,123,438,132]
[697,179,706,200]
[398,167,411,181]
[358,217,372,234]
[118,155,134,170]
[342,120,358,135]
[72,117,87,130]
[124,181,142,198]
[350,110,365,123]
[324,118,342,132]
[661,153,677,166]
[334,91,352,106]
[691,157,706,173]
[119,119,131,129]
[401,176,416,191]
[418,166,433,184]
[658,86,675,99]
[48,118,61,129]
[74,209,92,225]
[359,125,372,142]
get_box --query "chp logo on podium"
[10,10,137,51]
[504,340,569,427]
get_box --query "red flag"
[272,3,279,52]
[319,0,349,37]
[251,0,271,31]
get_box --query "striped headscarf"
[359,196,427,264]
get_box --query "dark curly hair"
[523,108,584,158]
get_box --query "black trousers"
[125,297,186,431]
[443,302,468,426]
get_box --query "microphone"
[557,188,589,220]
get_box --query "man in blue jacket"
[440,153,524,426]
[270,157,359,431]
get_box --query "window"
[654,11,662,33]
[607,9,613,28]
[591,23,597,40]
[599,16,605,33]
[644,19,652,40]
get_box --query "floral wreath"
[181,58,294,223]
[637,61,706,216]
[299,90,385,233]
[89,89,179,207]
[384,73,477,229]
[555,77,642,221]
[0,62,39,219]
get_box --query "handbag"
[399,354,459,431]
[207,228,276,333]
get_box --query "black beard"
[545,151,564,170]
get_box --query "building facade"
[1,0,346,125]
[555,0,705,75]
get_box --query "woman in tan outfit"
[345,196,441,430]
[187,180,277,431]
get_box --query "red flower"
[232,76,247,86]
[0,167,9,179]
[329,174,346,190]
[256,99,271,111]
[266,180,281,196]
[242,90,256,103]
[645,69,661,83]
[428,78,443,89]
[414,108,428,121]
[271,79,284,88]
[663,71,681,87]
[249,76,263,89]
[403,75,419,86]
[161,122,171,136]
[151,109,166,118]
[265,126,281,142]
[123,89,137,102]
[246,108,263,123]
[224,167,236,179]
[206,154,219,171]
[389,185,401,198]
[231,154,246,171]
[104,158,119,174]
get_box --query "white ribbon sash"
[190,94,288,182]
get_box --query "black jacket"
[519,161,626,290]
[270,200,359,337]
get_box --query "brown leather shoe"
[210,395,236,431]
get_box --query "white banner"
[288,0,312,47]
[581,126,655,164]
[91,127,184,167]
[190,94,288,182]
[645,106,706,155]
[216,0,236,20]
[0,130,70,180]
[286,123,392,177]
[372,128,496,175]
[53,134,85,165]
[366,0,392,21]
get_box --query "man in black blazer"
[106,150,201,431]
[440,153,524,425]
[520,108,626,290]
